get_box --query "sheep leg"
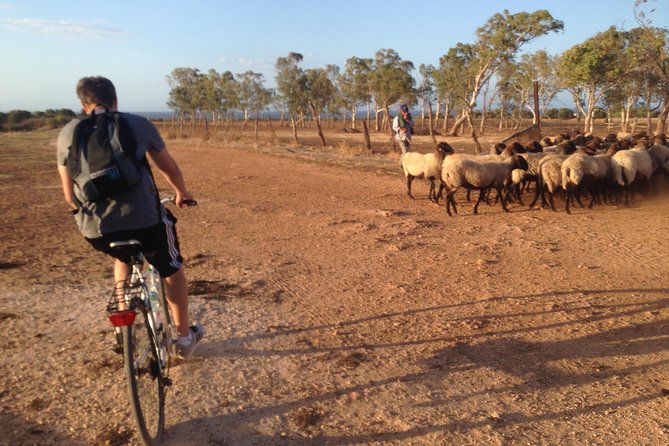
[473,189,486,214]
[445,190,457,216]
[515,183,525,206]
[435,181,445,203]
[528,185,540,209]
[548,192,556,211]
[565,185,572,214]
[573,187,586,209]
[528,176,545,209]
[587,184,597,209]
[406,176,415,200]
[498,186,510,212]
[623,183,630,207]
[429,178,436,203]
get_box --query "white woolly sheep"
[435,145,517,204]
[440,154,529,216]
[528,154,569,211]
[560,146,616,214]
[507,152,546,205]
[610,145,654,206]
[401,142,454,202]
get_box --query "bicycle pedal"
[161,377,173,387]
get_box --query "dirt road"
[1,130,669,445]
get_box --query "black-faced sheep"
[528,154,569,211]
[401,141,454,202]
[560,146,617,214]
[440,155,529,216]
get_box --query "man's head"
[400,104,409,113]
[76,76,117,110]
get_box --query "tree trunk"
[362,119,372,151]
[384,105,395,150]
[420,96,426,130]
[656,96,669,135]
[351,106,357,131]
[267,111,277,142]
[443,103,450,133]
[290,114,299,145]
[254,114,259,143]
[465,112,482,153]
[427,100,436,143]
[309,102,327,146]
[434,98,441,130]
[448,113,467,136]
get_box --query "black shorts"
[86,211,183,278]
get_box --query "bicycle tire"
[123,305,165,445]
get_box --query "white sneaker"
[175,323,204,359]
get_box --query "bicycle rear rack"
[107,281,143,327]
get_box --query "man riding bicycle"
[56,76,204,359]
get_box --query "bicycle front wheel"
[123,305,165,445]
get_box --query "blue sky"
[0,0,666,112]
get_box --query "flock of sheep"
[400,131,669,216]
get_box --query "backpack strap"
[66,115,94,179]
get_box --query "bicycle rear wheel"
[123,305,165,445]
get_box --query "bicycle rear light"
[108,310,137,327]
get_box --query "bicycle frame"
[107,245,173,371]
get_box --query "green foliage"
[367,48,415,110]
[0,108,76,131]
[338,56,372,111]
[275,52,307,115]
[237,70,273,117]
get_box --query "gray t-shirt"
[57,112,166,238]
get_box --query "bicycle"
[105,196,196,445]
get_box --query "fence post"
[362,119,372,152]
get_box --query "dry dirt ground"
[1,126,669,446]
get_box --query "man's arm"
[57,165,78,212]
[147,147,194,208]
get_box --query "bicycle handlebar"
[161,196,198,207]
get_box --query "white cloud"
[1,18,129,40]
[218,56,273,71]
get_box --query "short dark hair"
[76,76,117,108]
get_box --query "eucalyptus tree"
[322,64,343,127]
[516,50,560,123]
[367,48,415,132]
[437,9,563,150]
[432,56,461,133]
[557,26,626,134]
[418,63,437,141]
[302,68,335,145]
[339,56,373,130]
[236,70,272,141]
[217,70,240,129]
[237,71,269,125]
[275,52,307,144]
[200,69,224,127]
[634,1,669,133]
[166,67,203,125]
[494,61,517,129]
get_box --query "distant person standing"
[392,104,414,155]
